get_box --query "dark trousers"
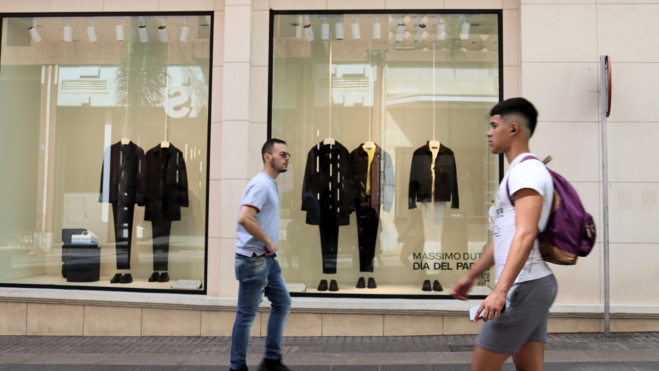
[152,220,172,271]
[318,197,340,274]
[112,201,135,270]
[355,204,379,272]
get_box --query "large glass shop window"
[0,15,211,291]
[271,12,501,296]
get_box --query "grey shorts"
[476,274,558,354]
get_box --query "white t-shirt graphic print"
[493,153,554,285]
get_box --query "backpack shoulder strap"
[505,155,541,206]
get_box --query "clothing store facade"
[0,0,657,337]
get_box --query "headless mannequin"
[422,139,445,277]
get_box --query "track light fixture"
[139,19,148,43]
[460,17,470,40]
[416,22,426,41]
[116,19,125,41]
[159,19,168,42]
[63,20,72,42]
[395,18,405,42]
[87,20,97,42]
[320,17,329,40]
[28,20,42,43]
[372,16,381,40]
[335,16,343,40]
[180,18,190,42]
[351,17,360,40]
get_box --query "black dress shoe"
[329,279,339,292]
[230,365,248,371]
[317,279,328,291]
[148,272,159,282]
[110,273,122,284]
[422,279,431,291]
[258,356,290,371]
[433,280,443,292]
[158,272,170,283]
[121,273,133,284]
[356,277,365,288]
[367,277,377,289]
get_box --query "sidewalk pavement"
[1,333,659,370]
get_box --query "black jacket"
[350,144,394,215]
[301,141,355,226]
[408,141,459,210]
[144,143,189,222]
[99,141,146,205]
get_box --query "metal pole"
[600,55,610,338]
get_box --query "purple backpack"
[506,156,596,265]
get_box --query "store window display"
[0,15,211,291]
[272,12,501,297]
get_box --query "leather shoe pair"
[317,279,339,292]
[356,277,377,289]
[110,273,133,284]
[148,272,170,283]
[229,365,248,371]
[258,356,290,371]
[422,279,443,291]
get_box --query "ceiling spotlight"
[159,20,168,42]
[28,20,42,43]
[372,16,381,40]
[320,17,329,40]
[335,17,344,40]
[416,23,426,41]
[139,19,148,43]
[180,19,190,42]
[116,19,125,41]
[351,17,360,40]
[87,20,97,42]
[395,18,405,42]
[63,20,72,42]
[460,19,470,40]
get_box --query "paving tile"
[431,365,471,371]
[577,362,635,370]
[333,367,378,371]
[627,362,659,371]
[544,363,584,371]
[288,367,332,371]
[89,367,140,371]
[135,367,186,371]
[0,367,48,371]
[43,366,95,371]
[382,366,428,371]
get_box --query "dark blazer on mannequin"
[350,144,394,215]
[408,141,459,210]
[301,141,355,226]
[144,143,189,222]
[99,141,146,205]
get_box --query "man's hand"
[265,241,279,256]
[476,289,506,322]
[450,276,475,301]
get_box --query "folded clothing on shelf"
[71,231,98,245]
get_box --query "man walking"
[451,98,558,371]
[230,139,292,371]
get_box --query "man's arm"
[450,241,495,301]
[477,188,542,321]
[237,205,278,256]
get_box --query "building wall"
[520,0,659,306]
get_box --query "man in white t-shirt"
[451,98,557,371]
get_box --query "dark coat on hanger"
[302,141,355,226]
[408,141,459,210]
[350,143,394,215]
[99,141,146,206]
[144,143,189,223]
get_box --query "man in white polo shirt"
[230,139,291,371]
[451,98,557,371]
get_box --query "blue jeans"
[230,254,291,369]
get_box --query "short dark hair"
[490,97,538,136]
[262,138,287,163]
